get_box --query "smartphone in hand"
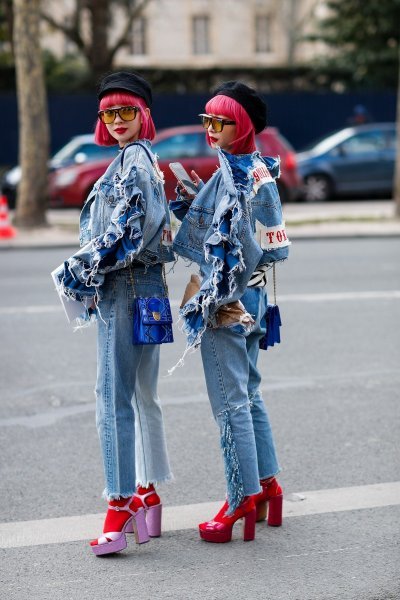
[169,162,199,196]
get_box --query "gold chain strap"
[273,263,277,305]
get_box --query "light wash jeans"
[95,264,172,500]
[200,285,280,512]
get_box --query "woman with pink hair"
[56,72,174,555]
[171,82,290,543]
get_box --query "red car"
[48,125,301,208]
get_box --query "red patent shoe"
[253,477,283,526]
[199,496,256,543]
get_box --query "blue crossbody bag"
[130,264,174,346]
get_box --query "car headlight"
[54,170,78,187]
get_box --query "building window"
[255,15,272,53]
[130,17,146,55]
[192,16,210,55]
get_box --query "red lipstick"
[114,128,128,134]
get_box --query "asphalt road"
[0,238,399,600]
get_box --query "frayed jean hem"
[102,489,136,502]
[136,472,175,488]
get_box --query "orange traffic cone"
[0,194,17,239]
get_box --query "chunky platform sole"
[199,508,256,543]
[91,508,149,556]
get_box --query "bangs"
[205,95,237,121]
[99,92,142,110]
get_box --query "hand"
[190,170,201,186]
[177,170,201,200]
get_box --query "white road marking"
[0,481,399,549]
[0,290,399,316]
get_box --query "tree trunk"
[394,46,400,218]
[13,0,49,228]
[86,0,112,83]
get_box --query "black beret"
[212,81,267,133]
[98,71,152,106]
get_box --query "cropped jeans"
[200,285,280,512]
[95,264,172,500]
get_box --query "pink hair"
[94,92,156,146]
[205,95,256,154]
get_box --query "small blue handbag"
[130,266,174,345]
[259,264,282,350]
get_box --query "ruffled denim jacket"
[170,148,290,350]
[55,140,174,306]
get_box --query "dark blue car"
[296,123,396,201]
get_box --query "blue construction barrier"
[1,91,396,167]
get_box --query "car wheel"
[304,174,333,202]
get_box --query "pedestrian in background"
[347,104,373,126]
[170,82,290,543]
[55,72,174,556]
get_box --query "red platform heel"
[199,496,256,543]
[254,477,283,526]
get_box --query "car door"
[332,130,390,193]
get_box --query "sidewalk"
[1,200,400,249]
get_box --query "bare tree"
[13,0,49,227]
[41,0,153,81]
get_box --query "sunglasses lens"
[100,110,116,124]
[119,107,137,121]
[201,116,210,129]
[211,118,223,133]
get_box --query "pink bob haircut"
[205,94,257,155]
[94,91,156,146]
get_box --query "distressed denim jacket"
[56,140,174,304]
[170,148,290,349]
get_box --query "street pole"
[394,46,400,218]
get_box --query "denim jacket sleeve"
[56,144,169,301]
[169,179,205,222]
[251,155,290,265]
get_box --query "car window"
[341,131,386,155]
[153,133,203,159]
[74,143,117,159]
[52,139,117,164]
[52,139,89,162]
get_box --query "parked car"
[296,123,396,201]
[2,125,301,209]
[1,134,118,208]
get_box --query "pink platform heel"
[131,485,163,537]
[90,498,149,556]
